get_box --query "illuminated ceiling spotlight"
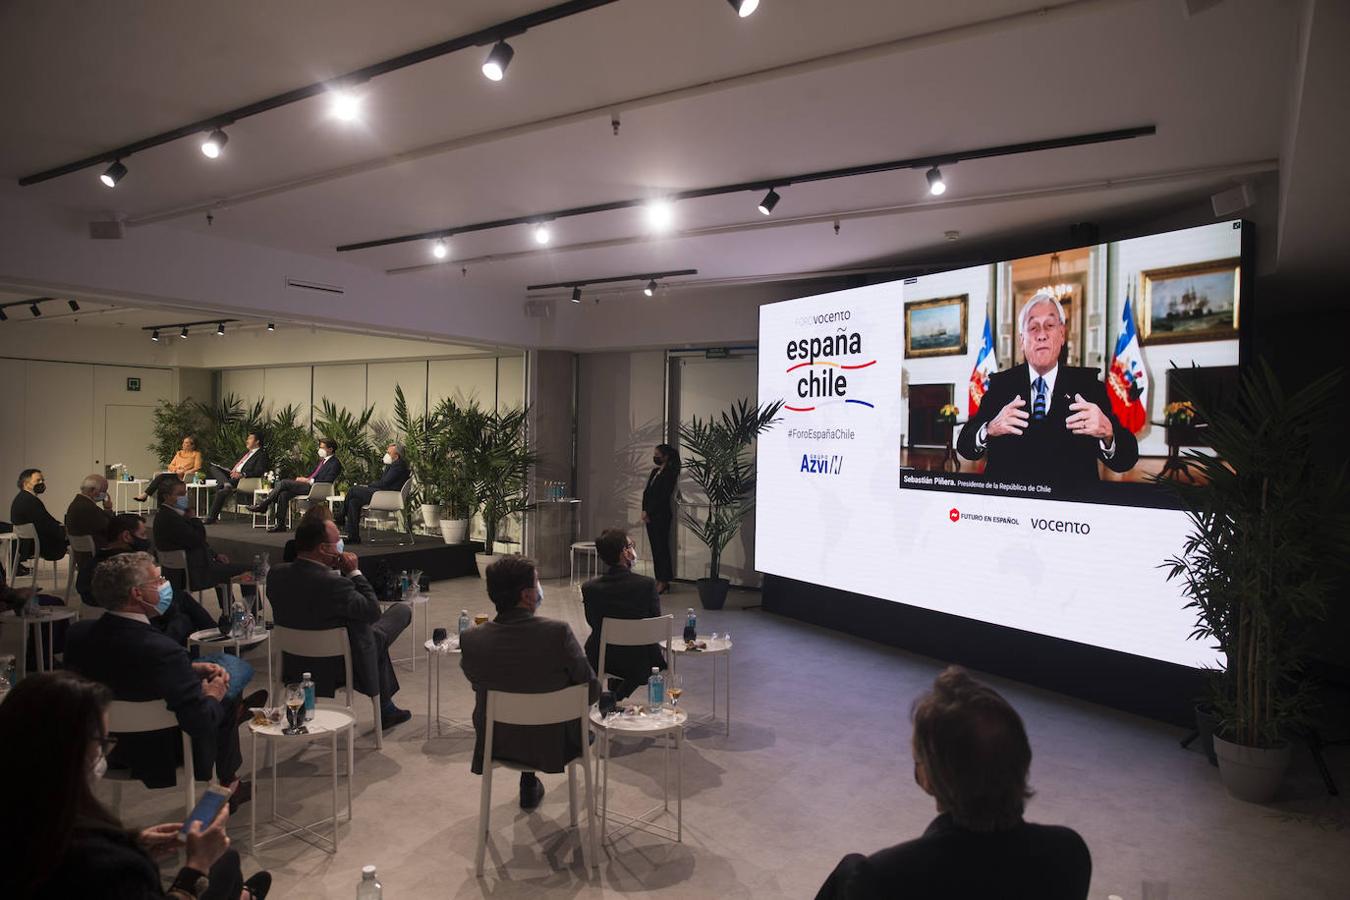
[644,279,657,297]
[926,165,947,196]
[267,321,275,331]
[482,40,515,82]
[727,0,760,17]
[570,286,582,304]
[757,188,780,216]
[432,239,449,259]
[533,223,551,245]
[329,87,361,122]
[29,302,41,317]
[645,199,674,231]
[150,329,160,342]
[67,299,80,311]
[201,128,229,159]
[216,322,225,336]
[179,326,189,339]
[100,160,128,188]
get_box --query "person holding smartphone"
[0,671,272,899]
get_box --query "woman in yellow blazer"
[135,436,203,502]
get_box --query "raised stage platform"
[199,520,482,582]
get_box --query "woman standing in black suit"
[641,444,680,594]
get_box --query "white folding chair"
[270,625,384,749]
[476,684,597,876]
[156,548,207,606]
[65,533,97,607]
[596,615,676,689]
[12,523,58,592]
[361,477,415,545]
[231,476,261,520]
[105,699,198,818]
[287,481,335,527]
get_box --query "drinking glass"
[283,684,306,734]
[666,674,684,713]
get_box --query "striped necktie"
[1032,376,1047,421]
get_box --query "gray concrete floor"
[93,572,1349,899]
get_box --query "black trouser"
[646,512,674,582]
[254,480,310,520]
[142,472,184,501]
[158,590,217,645]
[206,474,240,521]
[282,603,412,708]
[343,485,375,535]
[199,848,245,900]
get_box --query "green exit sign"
[126,377,141,392]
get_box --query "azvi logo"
[949,508,960,522]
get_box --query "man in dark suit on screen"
[957,292,1138,491]
[581,527,666,700]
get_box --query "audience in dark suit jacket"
[63,474,115,548]
[152,479,250,610]
[248,439,341,533]
[265,517,412,727]
[815,667,1091,900]
[581,527,667,699]
[342,443,411,543]
[460,555,599,811]
[9,468,67,562]
[63,552,257,796]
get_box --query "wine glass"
[666,673,684,714]
[283,684,306,734]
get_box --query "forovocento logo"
[782,323,876,412]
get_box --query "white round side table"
[187,627,272,697]
[589,704,686,844]
[670,636,733,735]
[248,707,355,855]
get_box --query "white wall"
[428,358,497,409]
[901,266,994,442]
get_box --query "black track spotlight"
[67,299,80,312]
[570,286,582,304]
[29,303,41,318]
[728,0,760,17]
[926,165,947,196]
[201,128,229,159]
[267,321,275,331]
[151,329,160,342]
[644,279,657,297]
[216,322,225,336]
[482,40,515,81]
[179,326,189,339]
[0,308,7,322]
[757,188,781,216]
[100,160,127,188]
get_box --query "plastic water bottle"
[458,609,471,637]
[356,865,381,899]
[399,570,410,599]
[229,598,247,639]
[683,608,697,643]
[301,672,316,722]
[647,667,665,708]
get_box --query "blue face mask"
[333,538,345,556]
[174,495,190,511]
[154,580,174,616]
[535,585,544,610]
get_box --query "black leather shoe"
[519,772,544,810]
[266,523,287,533]
[381,706,412,730]
[246,503,267,513]
[243,872,272,900]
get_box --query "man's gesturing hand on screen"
[987,396,1030,437]
[1065,393,1115,444]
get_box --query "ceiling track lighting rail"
[526,269,697,291]
[17,0,623,187]
[338,125,1155,252]
[0,297,61,318]
[140,318,241,333]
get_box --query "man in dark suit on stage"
[957,292,1138,492]
[64,552,259,802]
[265,518,413,729]
[205,430,269,525]
[460,556,599,811]
[10,468,67,565]
[342,442,411,544]
[581,528,666,700]
[248,438,341,533]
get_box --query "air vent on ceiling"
[286,278,344,295]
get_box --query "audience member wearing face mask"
[152,481,254,613]
[9,467,69,570]
[0,671,272,900]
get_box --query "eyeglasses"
[93,734,119,755]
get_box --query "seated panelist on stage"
[248,438,341,533]
[581,528,666,700]
[815,667,1091,900]
[10,468,67,564]
[205,431,270,525]
[343,442,411,545]
[957,292,1138,492]
[137,435,203,504]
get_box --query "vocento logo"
[782,322,876,413]
[799,453,844,475]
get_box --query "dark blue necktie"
[1032,376,1047,421]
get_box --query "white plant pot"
[439,518,468,544]
[1213,735,1292,803]
[421,504,441,529]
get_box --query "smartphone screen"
[178,785,230,839]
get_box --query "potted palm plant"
[1163,362,1349,802]
[463,404,537,574]
[679,398,783,610]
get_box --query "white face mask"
[91,753,107,781]
[382,453,394,465]
[317,447,329,459]
[94,492,108,503]
[535,584,544,610]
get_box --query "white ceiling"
[0,0,1338,345]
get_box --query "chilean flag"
[1107,290,1149,433]
[968,315,997,416]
